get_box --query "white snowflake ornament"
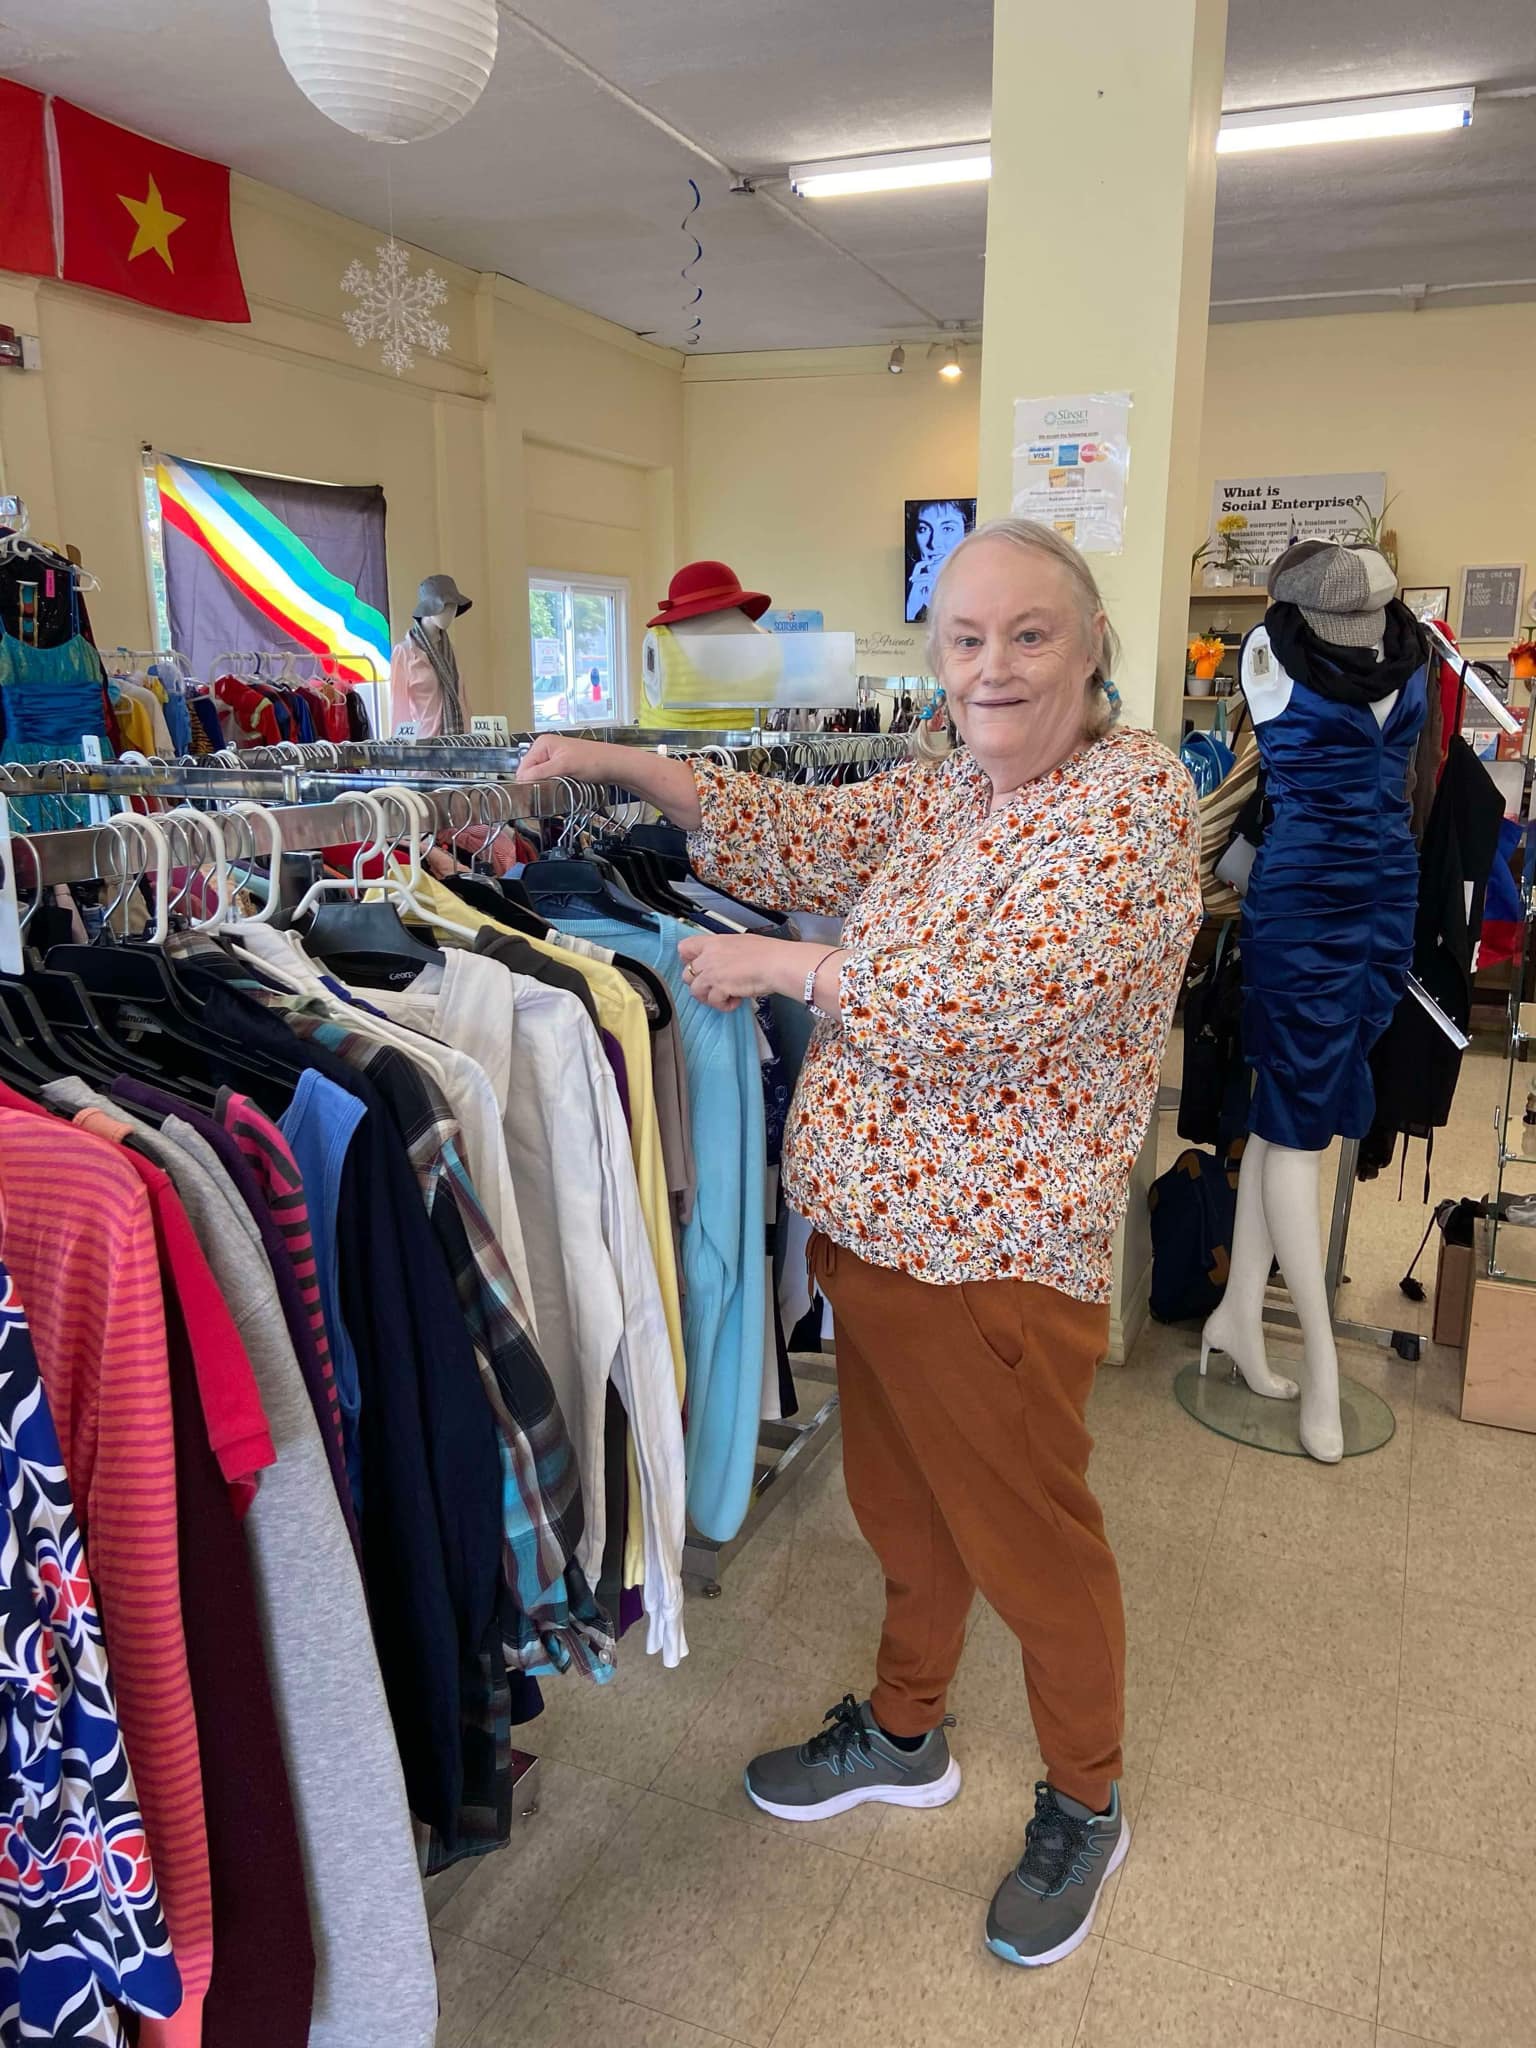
[341,239,450,376]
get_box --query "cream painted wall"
[1199,306,1535,651]
[0,175,682,727]
[683,349,979,676]
[684,302,1536,678]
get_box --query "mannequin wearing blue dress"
[1200,544,1427,1461]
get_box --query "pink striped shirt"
[0,1097,212,2034]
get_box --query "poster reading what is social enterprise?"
[1011,394,1131,554]
[1208,473,1386,572]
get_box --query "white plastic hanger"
[222,801,287,929]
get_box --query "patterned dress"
[0,1265,181,2043]
[689,728,1203,1302]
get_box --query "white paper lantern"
[268,0,498,144]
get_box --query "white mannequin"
[390,573,471,737]
[1200,611,1398,1465]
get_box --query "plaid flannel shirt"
[287,1012,616,1685]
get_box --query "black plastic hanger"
[622,821,788,925]
[0,976,113,1084]
[522,858,656,929]
[300,899,444,968]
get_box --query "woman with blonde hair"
[519,518,1201,1967]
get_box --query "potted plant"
[1510,639,1536,682]
[1202,513,1252,587]
[1187,635,1225,694]
[1340,494,1400,572]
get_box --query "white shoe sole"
[745,1756,962,1822]
[986,1815,1132,1969]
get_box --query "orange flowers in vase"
[1187,635,1225,685]
[1509,640,1536,682]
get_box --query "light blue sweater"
[552,913,768,1544]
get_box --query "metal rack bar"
[682,1356,841,1595]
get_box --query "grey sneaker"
[986,1781,1129,1967]
[744,1694,961,1822]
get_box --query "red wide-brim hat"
[648,559,771,629]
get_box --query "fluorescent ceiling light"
[789,143,991,199]
[1217,87,1474,155]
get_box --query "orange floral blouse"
[688,728,1203,1301]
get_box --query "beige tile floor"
[427,1033,1536,2047]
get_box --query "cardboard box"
[1433,1236,1476,1348]
[1461,1218,1536,1433]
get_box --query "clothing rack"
[9,743,860,1586]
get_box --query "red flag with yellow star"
[52,98,249,323]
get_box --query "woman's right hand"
[515,730,705,829]
[515,733,623,785]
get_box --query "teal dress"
[0,627,115,830]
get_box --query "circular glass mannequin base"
[1174,1361,1396,1457]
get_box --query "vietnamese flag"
[52,98,250,323]
[0,81,56,278]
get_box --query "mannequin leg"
[1258,1143,1343,1463]
[1199,1136,1300,1402]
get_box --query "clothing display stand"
[1186,624,1526,1409]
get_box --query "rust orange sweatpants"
[811,1233,1124,1813]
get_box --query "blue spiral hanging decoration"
[681,178,703,348]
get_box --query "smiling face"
[936,538,1103,790]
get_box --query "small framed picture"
[1400,585,1450,623]
[904,498,977,624]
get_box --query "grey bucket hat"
[1267,540,1396,648]
[412,573,472,620]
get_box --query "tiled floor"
[426,1031,1535,2047]
[427,1308,1536,2048]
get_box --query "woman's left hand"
[677,934,842,1014]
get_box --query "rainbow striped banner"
[156,455,389,685]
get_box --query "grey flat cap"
[413,573,472,619]
[1268,541,1396,647]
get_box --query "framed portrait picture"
[1400,585,1450,623]
[904,498,976,624]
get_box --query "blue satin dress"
[1242,657,1427,1150]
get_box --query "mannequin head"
[669,604,770,641]
[412,573,472,635]
[641,560,778,719]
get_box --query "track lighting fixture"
[888,344,905,374]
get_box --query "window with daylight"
[528,572,629,728]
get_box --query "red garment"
[52,98,250,323]
[71,1108,275,1513]
[0,1090,213,2034]
[1429,619,1462,780]
[213,676,281,748]
[217,1091,346,1477]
